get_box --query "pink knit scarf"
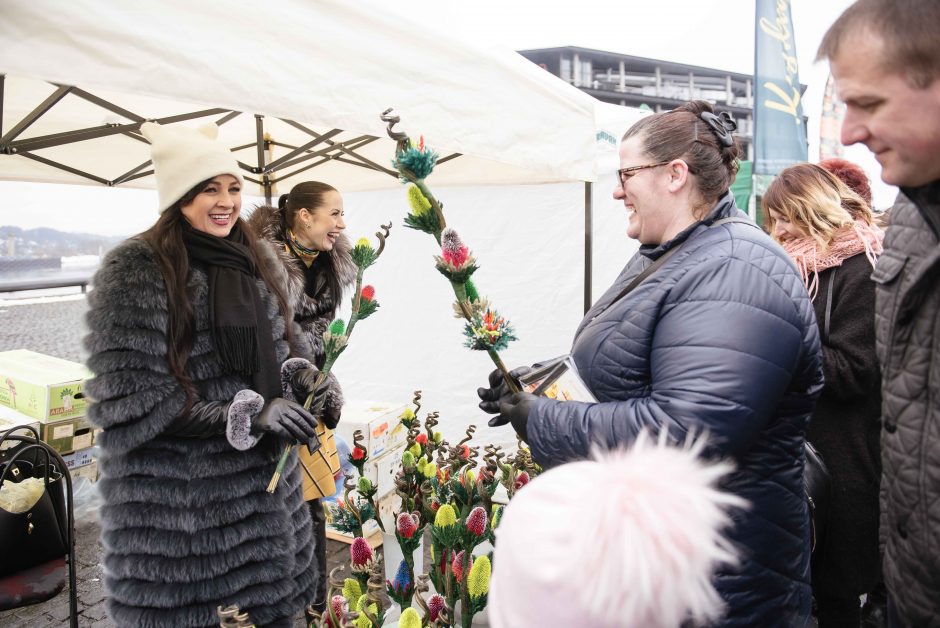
[781,220,885,300]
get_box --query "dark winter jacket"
[526,194,824,627]
[874,183,940,627]
[84,237,318,628]
[807,254,882,598]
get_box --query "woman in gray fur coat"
[248,181,356,612]
[84,122,329,627]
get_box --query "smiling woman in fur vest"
[248,181,356,612]
[84,122,331,627]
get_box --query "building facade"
[519,46,756,160]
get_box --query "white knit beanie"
[140,122,244,212]
[488,433,746,628]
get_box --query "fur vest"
[247,205,356,408]
[84,236,317,628]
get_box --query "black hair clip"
[699,111,737,147]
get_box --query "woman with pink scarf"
[763,163,885,628]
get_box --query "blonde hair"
[762,163,872,250]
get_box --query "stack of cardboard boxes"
[325,400,411,546]
[0,350,98,483]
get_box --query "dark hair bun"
[277,193,290,210]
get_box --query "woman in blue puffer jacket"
[479,100,824,627]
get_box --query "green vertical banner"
[754,0,807,175]
[732,160,753,210]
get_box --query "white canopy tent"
[0,0,645,450]
[0,0,601,192]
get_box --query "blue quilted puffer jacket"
[527,194,823,627]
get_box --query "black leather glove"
[253,398,319,444]
[165,399,231,438]
[494,392,537,441]
[477,366,533,414]
[291,367,341,429]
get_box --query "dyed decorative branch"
[381,108,519,395]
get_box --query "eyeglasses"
[616,162,669,186]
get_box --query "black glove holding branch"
[291,367,341,429]
[254,397,319,446]
[497,392,537,442]
[477,366,532,415]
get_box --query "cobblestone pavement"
[0,510,362,627]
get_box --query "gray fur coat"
[84,236,317,627]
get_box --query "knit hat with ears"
[488,432,746,628]
[140,122,244,212]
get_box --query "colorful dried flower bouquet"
[309,392,540,628]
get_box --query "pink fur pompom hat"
[488,432,747,628]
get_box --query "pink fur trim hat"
[488,433,746,628]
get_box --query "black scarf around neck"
[181,222,281,401]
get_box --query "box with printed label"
[361,445,407,501]
[71,459,99,483]
[41,416,96,455]
[0,350,90,421]
[0,404,41,450]
[334,400,409,459]
[61,447,95,470]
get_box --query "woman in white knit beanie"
[84,122,331,627]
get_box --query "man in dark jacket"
[818,1,940,625]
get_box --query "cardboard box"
[362,445,406,501]
[42,416,96,455]
[71,459,99,483]
[0,404,42,450]
[335,400,409,459]
[61,447,95,470]
[0,350,90,421]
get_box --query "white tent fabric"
[0,0,600,192]
[0,0,647,451]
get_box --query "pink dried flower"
[360,285,375,301]
[415,433,428,446]
[350,537,375,571]
[396,512,419,539]
[441,228,470,267]
[328,595,347,626]
[452,550,473,583]
[514,470,530,490]
[428,594,445,621]
[466,506,488,536]
[459,444,470,460]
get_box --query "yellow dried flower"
[468,555,491,599]
[407,185,432,217]
[342,578,362,604]
[399,607,422,628]
[434,503,457,528]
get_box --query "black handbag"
[0,425,77,625]
[804,440,831,555]
[804,270,837,556]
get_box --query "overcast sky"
[0,0,895,236]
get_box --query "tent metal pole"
[6,108,228,152]
[254,115,272,204]
[66,86,145,123]
[0,85,71,146]
[584,181,593,314]
[18,152,110,185]
[263,128,342,172]
[0,75,5,136]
